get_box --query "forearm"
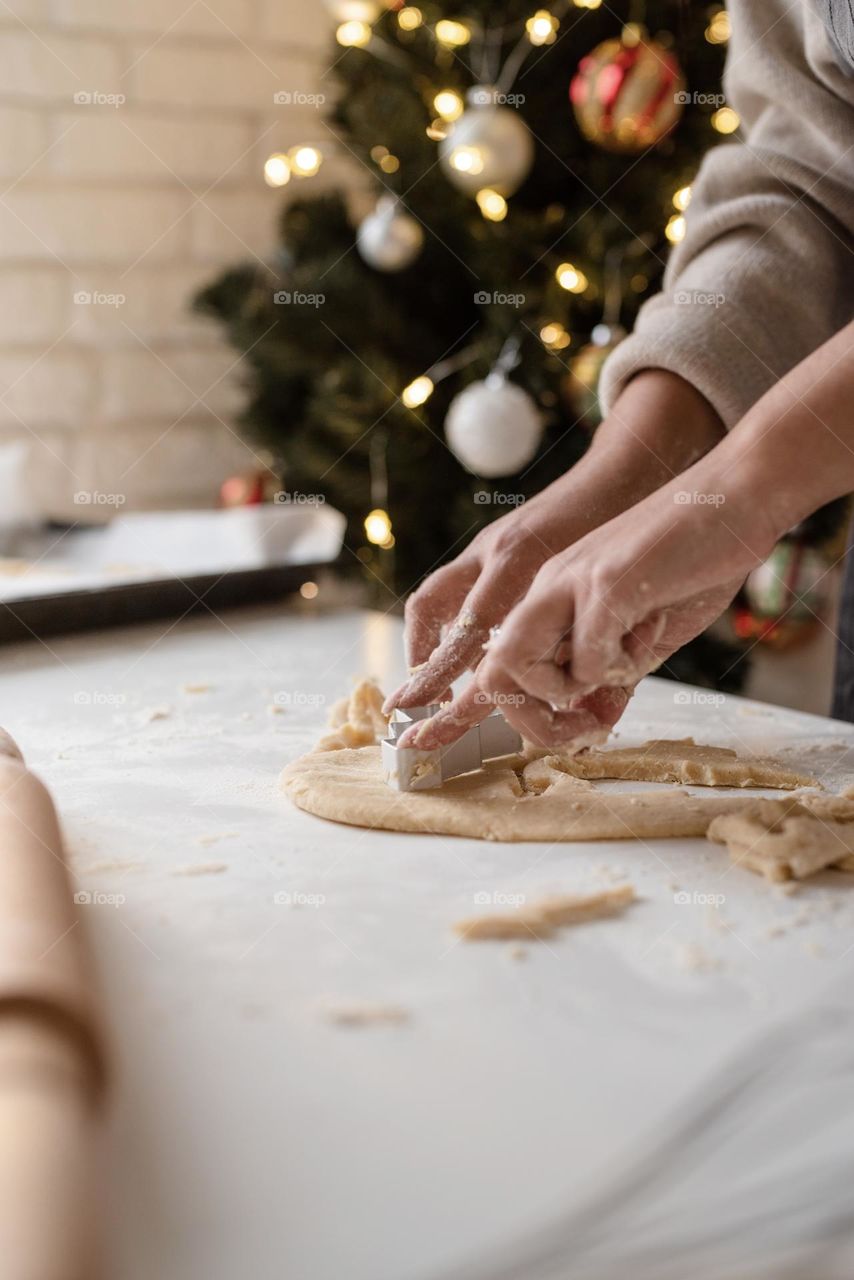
[521,369,724,553]
[664,320,854,548]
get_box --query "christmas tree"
[196,0,752,686]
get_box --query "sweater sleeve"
[599,0,854,430]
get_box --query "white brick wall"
[0,2,341,517]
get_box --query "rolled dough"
[283,746,760,843]
[454,884,636,940]
[281,682,817,844]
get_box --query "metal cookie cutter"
[382,705,523,792]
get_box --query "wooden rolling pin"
[0,730,107,1280]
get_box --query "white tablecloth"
[6,605,854,1280]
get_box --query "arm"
[478,320,854,741]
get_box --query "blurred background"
[0,0,845,710]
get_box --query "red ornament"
[219,469,279,507]
[570,32,686,153]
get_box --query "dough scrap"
[560,738,817,790]
[708,794,854,882]
[283,745,760,842]
[454,884,635,941]
[323,1002,409,1027]
[314,679,388,753]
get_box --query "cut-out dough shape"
[708,794,854,881]
[559,738,817,790]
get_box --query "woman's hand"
[478,475,776,726]
[384,371,726,723]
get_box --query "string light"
[263,153,291,187]
[398,6,423,29]
[336,19,371,47]
[401,375,434,408]
[672,184,692,211]
[379,153,400,173]
[526,10,559,45]
[300,581,319,599]
[435,19,471,46]
[572,0,602,7]
[476,188,508,221]
[540,322,571,351]
[334,2,379,18]
[705,8,731,43]
[630,273,648,292]
[556,262,588,293]
[288,145,323,176]
[448,145,484,175]
[364,508,393,546]
[711,106,740,134]
[665,213,686,243]
[433,89,464,122]
[426,119,448,141]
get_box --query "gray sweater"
[599,0,854,430]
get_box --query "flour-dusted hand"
[479,479,773,711]
[383,371,727,724]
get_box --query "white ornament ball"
[324,0,379,20]
[439,86,535,197]
[445,378,543,478]
[357,197,423,271]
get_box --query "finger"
[503,684,631,750]
[390,568,520,711]
[396,683,494,750]
[479,587,579,707]
[406,562,476,670]
[382,565,475,714]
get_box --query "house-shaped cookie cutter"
[381,705,522,792]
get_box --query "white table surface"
[6,603,854,1280]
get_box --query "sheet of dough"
[282,747,759,843]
